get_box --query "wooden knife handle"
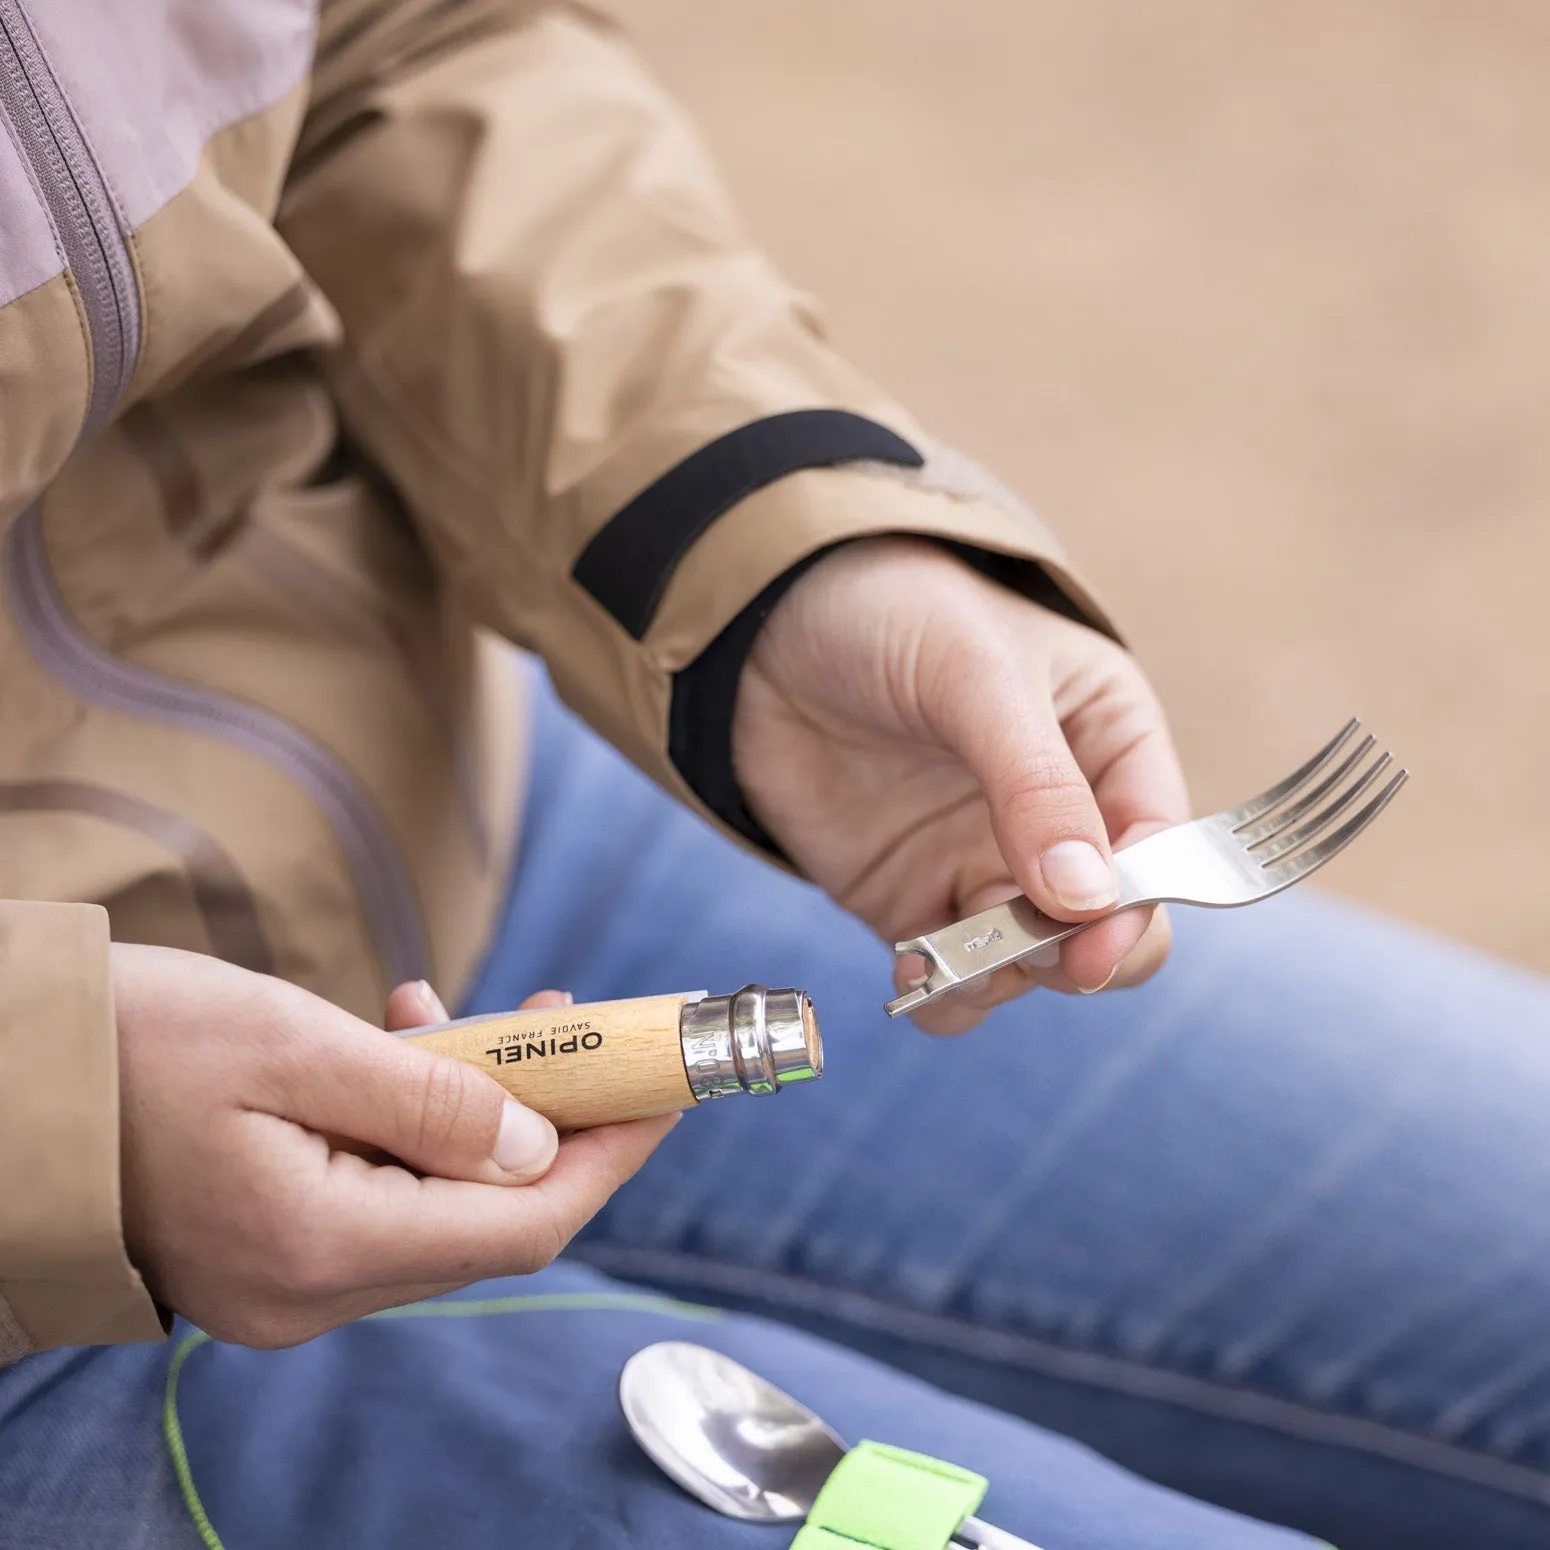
[404,993,696,1130]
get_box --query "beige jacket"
[0,0,1108,1360]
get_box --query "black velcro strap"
[668,546,839,854]
[572,409,923,639]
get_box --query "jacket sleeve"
[280,1,1118,843]
[0,902,163,1361]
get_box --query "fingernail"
[525,989,571,1010]
[1079,966,1119,996]
[414,979,449,1022]
[1041,840,1118,912]
[495,1099,556,1175]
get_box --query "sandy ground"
[622,0,1550,976]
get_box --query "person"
[1,3,1547,1547]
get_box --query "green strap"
[792,1439,987,1550]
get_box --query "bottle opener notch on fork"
[887,717,1408,1018]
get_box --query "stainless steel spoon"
[619,1340,1041,1549]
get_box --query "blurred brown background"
[622,0,1550,973]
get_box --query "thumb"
[273,1019,559,1186]
[928,653,1117,923]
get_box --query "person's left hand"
[733,536,1191,1035]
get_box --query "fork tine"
[1263,769,1410,888]
[1226,718,1363,829]
[1252,751,1394,865]
[1234,734,1377,847]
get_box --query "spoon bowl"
[618,1341,1039,1549]
[619,1340,843,1521]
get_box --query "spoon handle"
[956,1513,1043,1550]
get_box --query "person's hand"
[734,537,1190,1035]
[114,945,673,1347]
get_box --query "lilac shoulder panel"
[25,0,316,233]
[0,101,63,304]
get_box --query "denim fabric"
[33,1265,1319,1550]
[3,666,1548,1549]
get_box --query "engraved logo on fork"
[964,927,1003,953]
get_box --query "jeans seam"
[566,1244,1550,1511]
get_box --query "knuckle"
[536,1214,569,1268]
[513,1207,569,1275]
[1000,759,1096,827]
[229,1180,333,1298]
[264,1222,350,1302]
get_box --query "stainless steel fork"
[886,718,1408,1017]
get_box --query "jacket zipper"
[0,0,138,428]
[1,1,432,990]
[3,507,432,989]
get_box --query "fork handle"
[886,877,1158,1018]
[886,895,1090,1017]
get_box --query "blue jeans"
[4,669,1550,1550]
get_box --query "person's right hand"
[113,945,674,1348]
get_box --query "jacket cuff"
[669,535,1107,855]
[0,902,165,1356]
[551,413,1118,858]
[667,545,833,853]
